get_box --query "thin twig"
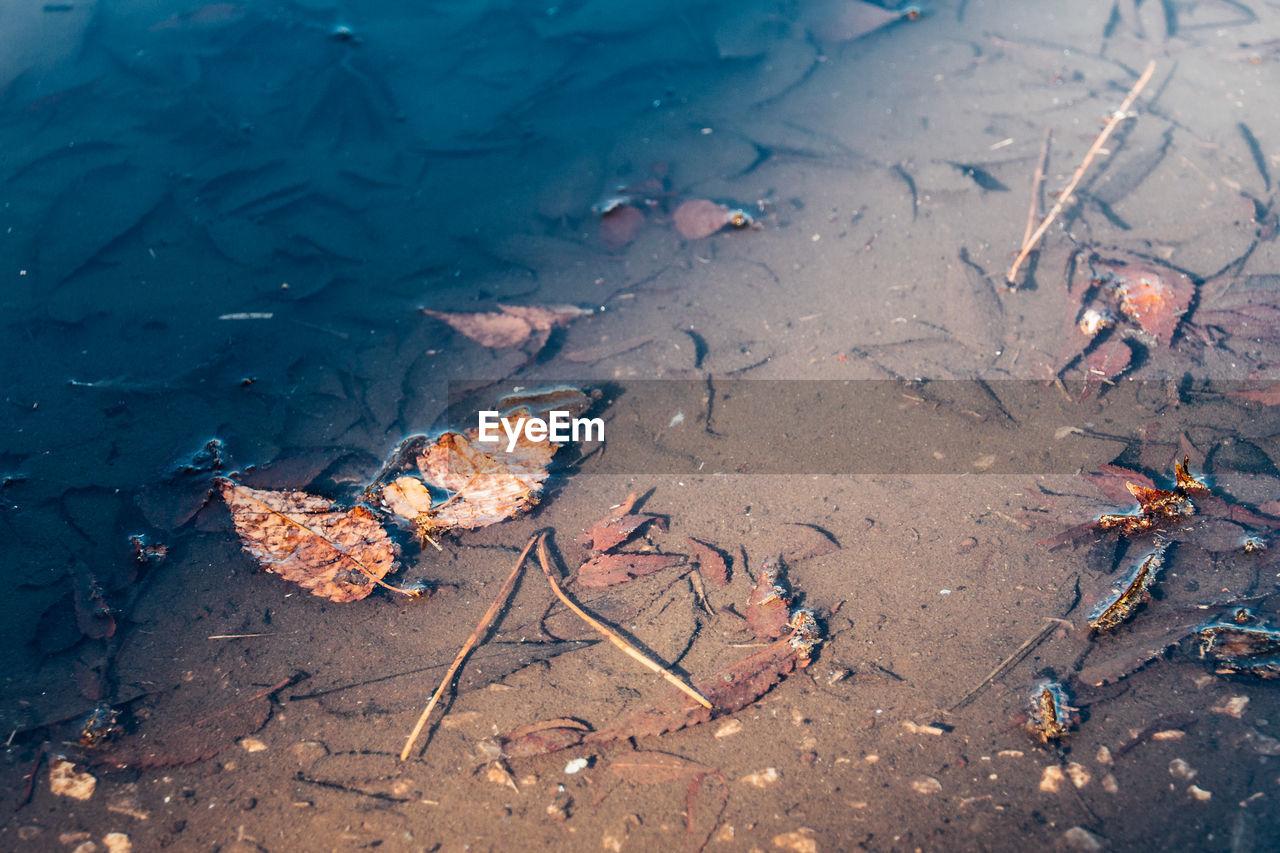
[947,618,1066,712]
[536,534,712,709]
[1020,128,1053,251]
[400,534,539,761]
[1006,60,1157,286]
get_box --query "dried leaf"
[609,750,710,784]
[1088,547,1165,632]
[578,513,665,553]
[577,553,687,588]
[673,199,734,240]
[500,718,592,759]
[746,557,791,640]
[687,537,730,586]
[218,479,398,603]
[421,304,591,349]
[600,204,644,248]
[382,426,555,535]
[1106,264,1193,345]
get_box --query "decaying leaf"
[1196,623,1280,677]
[497,718,593,760]
[218,479,399,602]
[687,537,730,586]
[381,423,556,537]
[496,616,822,757]
[746,556,792,640]
[577,553,687,588]
[1105,263,1194,345]
[421,303,592,349]
[1026,680,1077,743]
[1088,547,1165,632]
[1095,457,1206,535]
[672,199,754,240]
[578,512,666,553]
[600,204,644,248]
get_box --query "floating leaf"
[1095,456,1205,535]
[217,479,399,602]
[381,425,556,536]
[577,553,687,588]
[421,304,592,349]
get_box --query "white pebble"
[564,757,590,775]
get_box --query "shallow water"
[4,0,1280,850]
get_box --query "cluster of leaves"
[219,388,594,601]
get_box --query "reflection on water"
[3,0,1280,849]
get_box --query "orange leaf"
[382,425,556,534]
[421,304,592,348]
[217,479,398,603]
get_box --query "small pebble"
[740,768,780,788]
[1096,746,1112,766]
[239,737,267,753]
[1152,729,1185,741]
[1102,774,1119,794]
[1063,826,1105,851]
[1065,762,1091,789]
[715,719,743,739]
[103,833,132,853]
[910,776,942,795]
[772,827,818,853]
[1169,758,1197,782]
[1188,784,1212,801]
[564,757,590,775]
[1040,765,1066,793]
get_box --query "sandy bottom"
[3,0,1280,850]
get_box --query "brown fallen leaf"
[500,718,593,759]
[578,513,666,553]
[600,204,645,248]
[746,556,791,640]
[577,553,687,588]
[1106,264,1193,345]
[497,623,820,757]
[687,537,730,586]
[218,479,402,603]
[381,423,556,537]
[421,304,592,349]
[672,199,752,240]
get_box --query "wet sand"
[3,1,1280,850]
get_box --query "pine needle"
[400,534,539,761]
[1006,60,1157,286]
[535,534,712,709]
